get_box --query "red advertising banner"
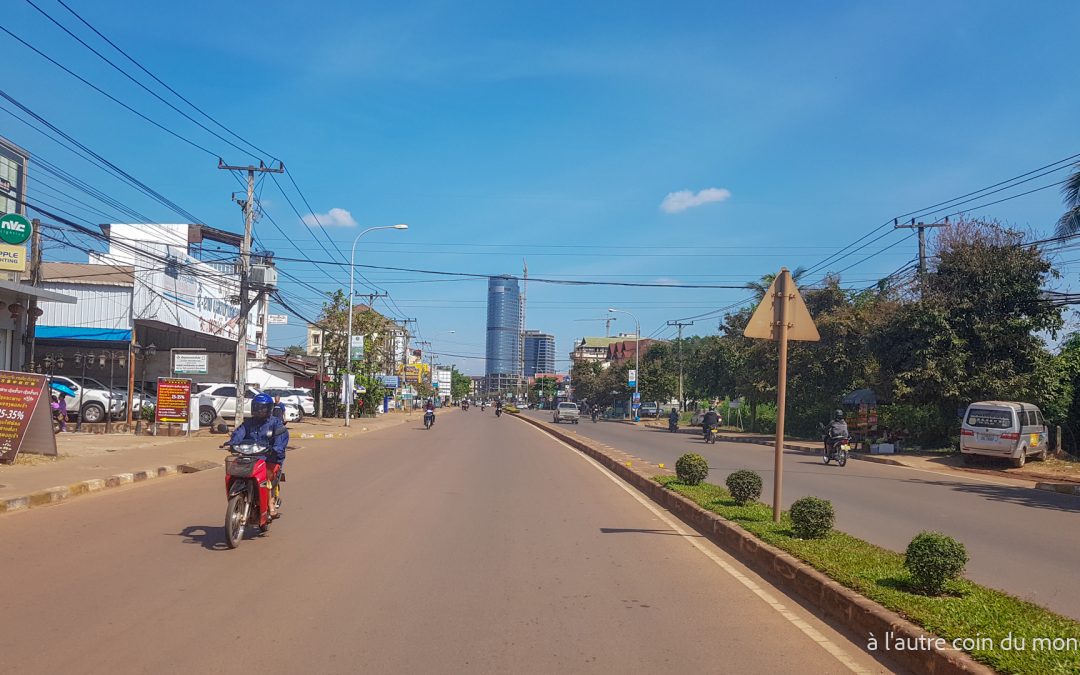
[155,377,192,424]
[0,371,55,463]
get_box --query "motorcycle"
[591,409,599,423]
[703,424,718,444]
[424,409,435,429]
[495,407,502,418]
[222,439,282,549]
[823,436,851,466]
[668,417,679,433]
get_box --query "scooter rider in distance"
[701,407,720,441]
[668,407,679,432]
[226,393,288,519]
[823,409,849,459]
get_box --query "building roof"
[577,336,622,348]
[0,279,77,304]
[40,262,134,286]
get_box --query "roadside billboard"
[0,371,55,463]
[155,377,192,424]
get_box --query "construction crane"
[574,316,617,337]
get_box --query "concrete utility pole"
[218,160,284,429]
[26,218,42,369]
[894,217,947,293]
[667,320,693,411]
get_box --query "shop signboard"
[0,371,55,463]
[173,352,208,375]
[155,378,192,424]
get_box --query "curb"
[1035,482,1080,496]
[0,462,219,516]
[514,414,994,675]
[1,414,419,516]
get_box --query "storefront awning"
[35,326,131,341]
[0,279,77,304]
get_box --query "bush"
[790,496,834,539]
[675,453,709,485]
[904,531,968,595]
[725,470,763,505]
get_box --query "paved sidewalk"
[0,409,427,514]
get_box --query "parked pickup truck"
[553,402,581,424]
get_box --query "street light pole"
[608,308,640,421]
[346,224,408,427]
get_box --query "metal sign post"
[744,268,819,523]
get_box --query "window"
[1025,411,1037,426]
[966,408,1013,429]
[214,386,237,398]
[312,334,320,345]
[1036,410,1045,425]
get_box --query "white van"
[960,401,1048,467]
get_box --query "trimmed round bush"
[725,470,763,505]
[905,531,968,595]
[790,496,834,539]
[675,453,709,485]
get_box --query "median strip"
[514,413,1080,675]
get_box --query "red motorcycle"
[223,441,282,548]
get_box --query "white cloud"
[302,207,357,227]
[660,187,731,214]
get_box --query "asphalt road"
[528,412,1080,620]
[0,410,892,674]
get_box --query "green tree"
[284,344,306,357]
[450,369,472,400]
[1055,162,1080,235]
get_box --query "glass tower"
[523,330,556,377]
[485,275,521,393]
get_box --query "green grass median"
[655,475,1080,675]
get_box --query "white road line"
[523,422,871,674]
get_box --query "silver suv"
[50,375,126,423]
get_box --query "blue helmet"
[252,392,275,418]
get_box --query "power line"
[52,0,278,162]
[22,0,260,161]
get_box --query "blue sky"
[5,0,1080,373]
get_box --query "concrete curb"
[1,414,420,516]
[1035,482,1080,496]
[0,462,218,516]
[515,414,994,675]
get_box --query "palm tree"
[1055,164,1080,236]
[745,266,807,300]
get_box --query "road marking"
[523,422,870,674]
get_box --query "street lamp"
[608,308,640,421]
[133,342,157,434]
[346,223,409,426]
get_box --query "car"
[50,375,126,424]
[638,402,661,418]
[960,401,1049,468]
[292,388,317,416]
[195,383,259,427]
[273,402,302,423]
[262,387,315,417]
[553,402,581,424]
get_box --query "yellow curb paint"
[658,463,665,468]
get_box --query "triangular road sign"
[743,269,820,342]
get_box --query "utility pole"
[316,328,325,418]
[218,160,284,429]
[894,217,947,293]
[667,320,693,411]
[25,218,42,370]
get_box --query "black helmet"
[833,409,844,421]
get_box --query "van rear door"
[964,407,1017,451]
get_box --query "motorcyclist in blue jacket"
[227,392,288,516]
